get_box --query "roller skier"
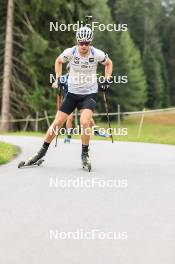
[18,26,113,171]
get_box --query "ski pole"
[103,91,114,143]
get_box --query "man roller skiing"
[18,26,113,171]
[57,64,113,144]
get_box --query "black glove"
[54,77,60,95]
[56,77,65,94]
[57,77,62,88]
[100,79,110,92]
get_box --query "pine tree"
[117,31,147,111]
[109,0,171,108]
[143,0,170,107]
[0,0,14,131]
[161,0,175,105]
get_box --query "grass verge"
[1,112,175,145]
[0,142,19,165]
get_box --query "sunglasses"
[78,42,91,46]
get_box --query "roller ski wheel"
[81,154,91,172]
[83,162,91,172]
[18,159,44,168]
[37,159,44,166]
[18,161,25,168]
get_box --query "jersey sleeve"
[95,48,108,64]
[59,48,72,63]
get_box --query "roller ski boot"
[64,135,71,143]
[18,145,48,168]
[81,148,91,172]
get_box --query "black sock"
[42,141,50,149]
[82,144,89,153]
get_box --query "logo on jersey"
[63,56,68,61]
[74,57,80,64]
[89,58,94,63]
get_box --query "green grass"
[1,113,175,145]
[91,115,175,145]
[110,122,175,145]
[117,114,175,145]
[0,142,19,165]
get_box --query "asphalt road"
[0,135,175,264]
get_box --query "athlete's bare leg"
[66,112,74,132]
[20,110,68,166]
[80,109,93,145]
[45,110,68,143]
[90,118,96,127]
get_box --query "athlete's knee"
[67,114,74,122]
[48,117,64,137]
[80,117,90,128]
[54,118,64,127]
[54,111,67,126]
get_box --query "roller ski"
[81,149,91,172]
[94,129,112,138]
[18,145,48,168]
[18,159,44,168]
[64,135,71,143]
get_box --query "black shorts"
[60,92,97,115]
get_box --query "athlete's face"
[78,41,91,54]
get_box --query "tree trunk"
[0,0,14,131]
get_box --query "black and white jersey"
[60,46,108,94]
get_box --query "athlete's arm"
[104,57,113,80]
[52,56,63,88]
[95,48,113,80]
[53,48,72,87]
[56,47,72,76]
[55,56,63,79]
